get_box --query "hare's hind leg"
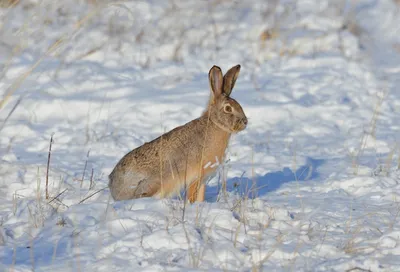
[187,179,205,203]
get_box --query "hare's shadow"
[206,157,324,201]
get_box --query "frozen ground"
[0,0,400,271]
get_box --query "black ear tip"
[209,65,222,76]
[235,64,241,70]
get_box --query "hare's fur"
[109,65,247,202]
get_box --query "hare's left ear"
[209,65,223,104]
[223,64,241,96]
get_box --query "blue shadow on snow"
[206,157,324,201]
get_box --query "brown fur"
[109,65,247,202]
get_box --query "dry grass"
[0,0,19,8]
[350,92,386,175]
[45,134,54,199]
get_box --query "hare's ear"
[209,65,223,103]
[223,64,241,96]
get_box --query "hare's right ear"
[223,64,240,96]
[209,65,223,104]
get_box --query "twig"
[80,149,91,188]
[48,189,68,204]
[89,168,94,190]
[79,187,107,204]
[0,96,21,132]
[46,134,54,199]
[53,198,69,209]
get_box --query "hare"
[109,65,247,203]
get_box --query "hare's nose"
[243,118,248,125]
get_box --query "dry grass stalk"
[0,0,19,8]
[398,146,400,170]
[80,149,90,188]
[45,134,54,199]
[352,93,386,175]
[48,189,68,205]
[79,187,107,204]
[89,168,95,190]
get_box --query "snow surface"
[1,0,400,271]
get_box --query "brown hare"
[109,65,247,203]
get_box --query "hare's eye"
[224,105,233,113]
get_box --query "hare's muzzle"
[234,117,248,132]
[241,117,248,129]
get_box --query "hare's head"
[206,65,247,133]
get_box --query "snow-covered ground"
[1,0,400,271]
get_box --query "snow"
[1,0,400,271]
